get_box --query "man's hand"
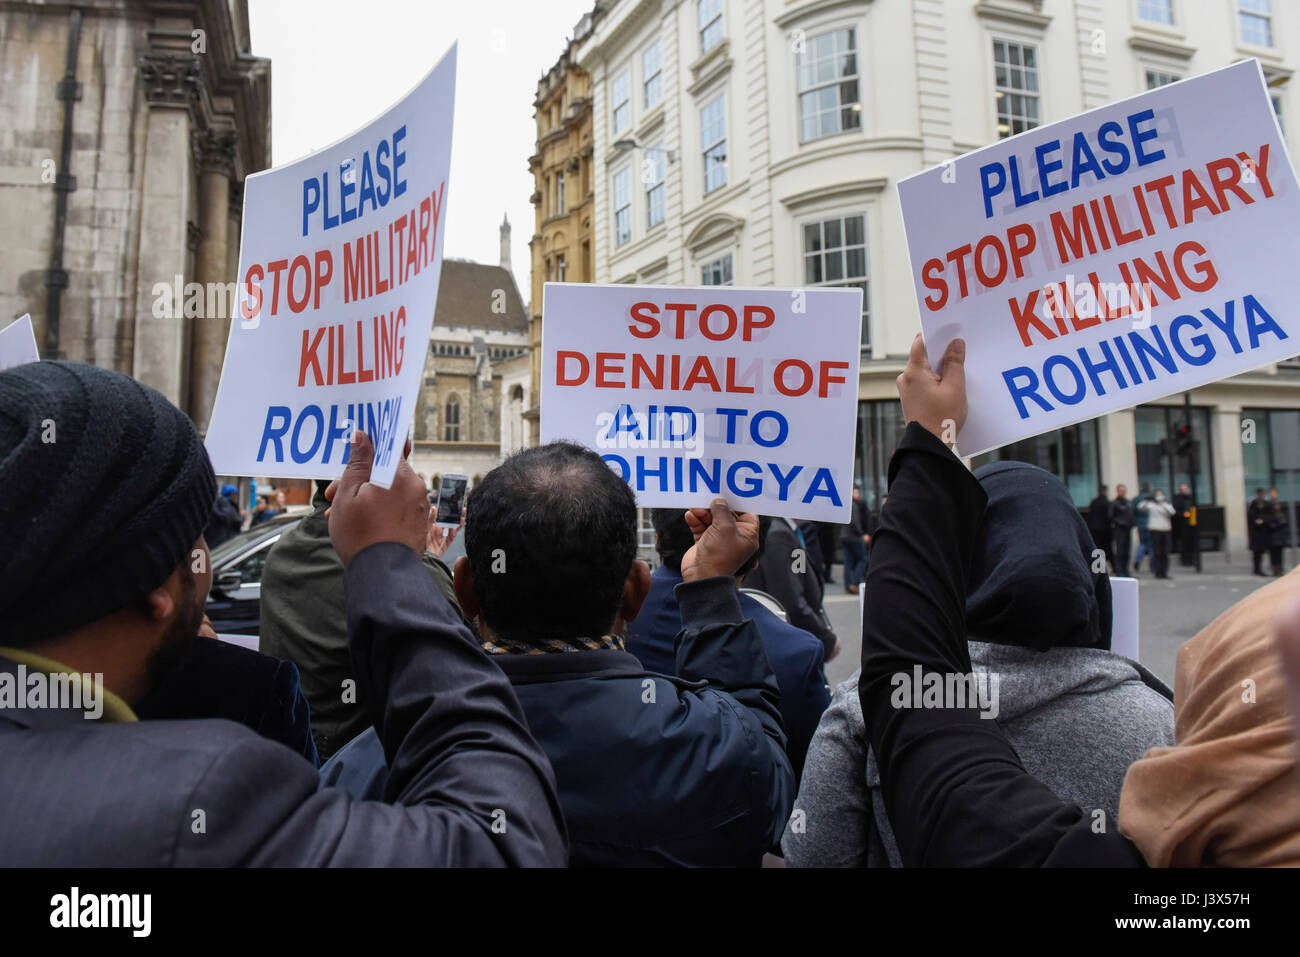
[897,333,967,449]
[427,508,464,556]
[325,431,430,566]
[680,498,759,582]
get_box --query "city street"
[822,556,1295,690]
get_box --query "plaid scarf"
[480,632,626,655]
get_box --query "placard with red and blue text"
[898,59,1300,457]
[206,45,456,487]
[540,283,862,522]
[0,314,39,372]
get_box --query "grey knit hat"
[0,361,215,644]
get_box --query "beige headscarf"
[1119,567,1300,867]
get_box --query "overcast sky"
[248,0,595,304]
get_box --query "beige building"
[527,8,603,445]
[574,0,1300,554]
[412,228,531,488]
[0,0,270,434]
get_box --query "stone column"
[1100,408,1139,490]
[188,128,237,434]
[132,53,200,407]
[1213,403,1247,558]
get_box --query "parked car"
[205,513,301,636]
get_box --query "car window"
[233,541,275,585]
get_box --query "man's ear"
[620,559,652,623]
[452,556,479,619]
[143,579,178,623]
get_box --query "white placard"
[206,45,456,488]
[899,60,1300,457]
[0,314,39,372]
[540,283,863,521]
[1109,576,1140,662]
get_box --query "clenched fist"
[681,498,760,582]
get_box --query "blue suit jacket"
[627,565,829,779]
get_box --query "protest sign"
[0,314,39,372]
[899,59,1300,457]
[205,45,456,487]
[540,282,862,522]
[1109,576,1140,662]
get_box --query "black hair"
[651,507,770,577]
[464,441,638,644]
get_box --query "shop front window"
[1135,406,1215,501]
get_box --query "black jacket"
[205,494,243,549]
[321,577,796,867]
[1109,496,1134,531]
[744,519,837,659]
[856,423,1145,866]
[1248,497,1272,551]
[0,543,567,865]
[1086,495,1111,545]
[842,498,870,543]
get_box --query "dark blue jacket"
[0,543,566,865]
[627,564,828,779]
[321,577,795,867]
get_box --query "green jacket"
[259,481,466,760]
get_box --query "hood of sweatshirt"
[966,461,1112,652]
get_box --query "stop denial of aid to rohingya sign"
[540,283,863,522]
[899,59,1300,457]
[205,46,455,488]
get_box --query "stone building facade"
[411,228,531,488]
[574,0,1300,554]
[0,0,270,434]
[527,7,603,445]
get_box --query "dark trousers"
[1151,530,1172,579]
[1270,545,1284,576]
[841,539,867,587]
[1253,547,1268,574]
[1112,526,1132,577]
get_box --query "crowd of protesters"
[2,353,1299,867]
[1085,479,1292,581]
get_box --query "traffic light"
[1174,421,1194,457]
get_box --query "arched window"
[444,394,461,441]
[507,384,525,453]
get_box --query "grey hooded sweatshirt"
[782,648,1174,867]
[783,460,1175,867]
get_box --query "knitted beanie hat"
[0,361,215,644]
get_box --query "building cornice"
[972,0,1051,31]
[779,176,889,210]
[770,134,923,177]
[774,0,873,31]
[1127,33,1196,61]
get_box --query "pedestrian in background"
[1173,483,1195,567]
[1249,487,1272,576]
[1267,486,1289,577]
[1109,484,1135,577]
[1141,490,1176,580]
[840,484,870,594]
[1087,485,1112,571]
[1133,482,1153,573]
[205,483,244,549]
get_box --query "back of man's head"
[0,361,215,646]
[465,442,637,644]
[652,507,770,577]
